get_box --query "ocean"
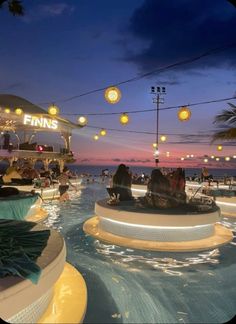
[67,164,236,179]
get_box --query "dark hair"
[149,168,170,193]
[113,164,131,187]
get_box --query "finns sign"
[23,114,58,130]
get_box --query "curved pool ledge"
[0,193,48,222]
[84,198,233,252]
[0,224,87,323]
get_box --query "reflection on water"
[42,183,236,323]
[94,242,220,275]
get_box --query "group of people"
[110,164,186,208]
[1,160,77,202]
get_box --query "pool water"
[43,183,236,323]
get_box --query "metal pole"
[155,93,160,167]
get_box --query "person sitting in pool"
[111,164,133,201]
[2,161,22,183]
[21,162,40,180]
[57,167,76,202]
[145,169,173,208]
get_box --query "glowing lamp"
[186,154,190,158]
[105,86,121,104]
[160,135,167,142]
[225,157,230,161]
[15,107,23,115]
[94,134,99,141]
[233,155,236,159]
[190,154,194,158]
[120,113,129,125]
[216,157,220,161]
[211,155,215,159]
[181,157,185,161]
[78,116,88,127]
[48,104,59,116]
[153,149,159,157]
[178,106,191,121]
[4,107,11,114]
[217,145,223,151]
[100,129,107,136]
[166,151,170,157]
[204,158,208,163]
[152,143,157,148]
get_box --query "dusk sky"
[1,0,236,168]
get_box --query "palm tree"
[212,102,236,142]
[0,0,24,16]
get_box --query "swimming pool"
[43,183,236,323]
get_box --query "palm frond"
[8,0,24,16]
[214,103,236,125]
[211,127,236,142]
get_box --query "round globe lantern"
[105,87,121,104]
[100,129,107,136]
[120,113,129,125]
[78,116,88,127]
[15,108,23,116]
[178,106,191,121]
[48,104,59,116]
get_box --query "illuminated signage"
[23,114,58,130]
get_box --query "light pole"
[150,86,166,167]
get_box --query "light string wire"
[61,96,236,116]
[39,42,236,104]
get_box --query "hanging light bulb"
[178,106,191,121]
[225,156,230,161]
[152,143,157,148]
[181,157,185,161]
[215,157,220,161]
[4,107,11,114]
[105,86,121,104]
[94,134,99,141]
[48,104,59,116]
[166,151,170,157]
[78,116,88,127]
[217,145,223,151]
[160,135,167,142]
[204,158,208,163]
[211,155,215,159]
[233,155,236,159]
[190,154,194,158]
[15,107,23,115]
[100,129,107,136]
[120,113,129,125]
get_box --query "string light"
[105,87,121,104]
[225,157,230,161]
[93,134,99,140]
[217,145,223,151]
[15,108,23,115]
[100,129,107,136]
[120,113,129,125]
[4,108,11,114]
[160,135,167,142]
[178,106,191,121]
[48,104,59,116]
[78,116,88,126]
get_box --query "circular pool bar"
[84,198,233,252]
